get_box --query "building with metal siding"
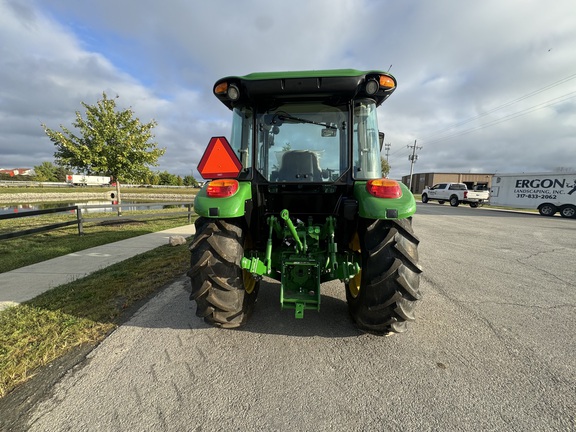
[402,172,494,194]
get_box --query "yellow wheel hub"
[243,269,256,294]
[348,270,362,298]
[348,232,362,298]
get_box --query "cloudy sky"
[1,0,575,180]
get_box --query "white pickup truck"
[421,182,490,207]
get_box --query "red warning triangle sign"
[197,136,242,179]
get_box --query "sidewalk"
[0,225,196,311]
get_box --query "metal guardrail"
[0,202,194,240]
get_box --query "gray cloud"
[1,0,574,179]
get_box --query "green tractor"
[189,69,422,335]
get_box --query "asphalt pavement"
[0,224,196,311]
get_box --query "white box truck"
[490,172,576,218]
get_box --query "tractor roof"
[213,69,396,109]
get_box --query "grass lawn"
[0,197,198,398]
[0,242,191,398]
[0,210,195,273]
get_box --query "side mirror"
[321,128,336,137]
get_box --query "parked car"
[421,182,490,207]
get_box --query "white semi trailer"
[66,174,111,186]
[490,172,576,218]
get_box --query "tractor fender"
[193,181,252,218]
[353,181,416,220]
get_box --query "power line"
[421,72,576,142]
[388,144,411,157]
[422,90,576,146]
[383,73,576,171]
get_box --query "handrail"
[0,206,82,240]
[0,205,79,220]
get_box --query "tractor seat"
[276,150,323,182]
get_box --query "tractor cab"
[215,70,394,187]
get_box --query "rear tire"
[560,205,576,218]
[469,202,479,208]
[346,218,422,335]
[188,217,259,328]
[538,203,557,217]
[450,196,459,207]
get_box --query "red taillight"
[366,179,402,198]
[206,179,239,198]
[464,191,468,198]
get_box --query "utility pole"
[384,143,391,161]
[407,140,422,192]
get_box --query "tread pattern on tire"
[347,218,422,335]
[188,217,258,328]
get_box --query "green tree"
[33,161,71,182]
[158,170,171,185]
[146,172,160,185]
[54,165,71,182]
[381,156,391,178]
[33,161,58,181]
[42,92,165,205]
[183,174,198,187]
